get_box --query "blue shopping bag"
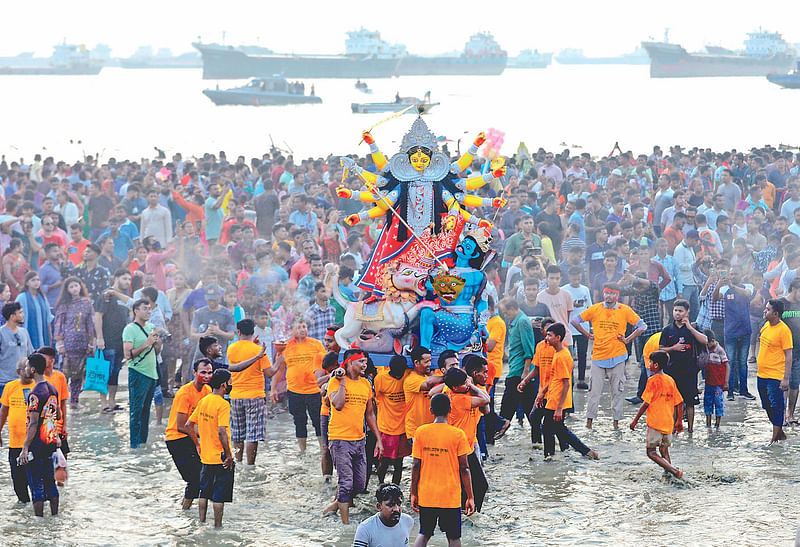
[84,350,110,395]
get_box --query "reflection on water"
[1,361,798,545]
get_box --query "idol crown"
[466,227,491,253]
[401,117,438,154]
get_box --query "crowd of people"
[0,141,797,544]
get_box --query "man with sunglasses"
[0,302,34,399]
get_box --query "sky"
[5,0,800,57]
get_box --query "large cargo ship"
[194,29,400,79]
[642,29,796,78]
[554,47,649,65]
[0,43,103,75]
[395,32,507,76]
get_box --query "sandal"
[102,407,115,414]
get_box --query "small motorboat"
[203,77,322,106]
[354,79,372,94]
[767,62,800,89]
[351,91,438,114]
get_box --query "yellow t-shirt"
[0,379,34,448]
[283,337,326,394]
[545,348,573,411]
[188,393,230,465]
[533,340,555,393]
[411,422,471,509]
[404,372,433,439]
[327,376,372,441]
[486,315,506,386]
[227,340,272,399]
[44,370,68,434]
[165,382,211,441]
[446,391,478,451]
[580,303,641,361]
[758,321,793,380]
[642,372,683,434]
[643,332,661,366]
[373,369,409,436]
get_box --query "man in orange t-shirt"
[165,359,212,509]
[403,347,444,441]
[373,355,411,486]
[227,319,281,465]
[536,323,598,460]
[270,318,325,452]
[411,393,475,544]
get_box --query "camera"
[531,247,543,256]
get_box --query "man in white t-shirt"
[353,483,413,547]
[537,265,574,346]
[562,265,592,389]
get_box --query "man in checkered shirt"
[305,282,336,342]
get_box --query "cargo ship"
[0,43,103,75]
[554,47,649,65]
[642,29,796,78]
[395,32,507,76]
[508,49,552,69]
[193,29,400,79]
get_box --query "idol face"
[409,150,431,171]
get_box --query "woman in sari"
[53,276,95,407]
[15,271,53,351]
[2,238,29,301]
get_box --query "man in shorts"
[226,319,280,465]
[411,393,475,547]
[660,299,708,433]
[186,369,234,527]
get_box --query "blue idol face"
[456,237,478,260]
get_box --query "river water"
[2,64,800,162]
[1,361,798,545]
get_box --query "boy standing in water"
[703,330,729,428]
[630,350,684,478]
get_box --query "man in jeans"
[122,299,162,449]
[96,269,133,413]
[0,302,34,398]
[494,298,536,442]
[781,278,800,423]
[713,266,756,402]
[673,229,700,322]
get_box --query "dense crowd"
[0,141,798,543]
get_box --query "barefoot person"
[165,359,212,510]
[756,299,793,444]
[353,483,414,547]
[629,350,685,478]
[17,353,61,517]
[571,283,646,429]
[185,369,234,528]
[327,349,384,524]
[410,393,474,547]
[0,357,34,503]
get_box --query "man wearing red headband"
[572,282,646,429]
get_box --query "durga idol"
[337,117,506,295]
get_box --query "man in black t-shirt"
[18,353,61,517]
[659,299,709,433]
[95,269,132,413]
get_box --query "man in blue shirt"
[713,267,756,401]
[94,216,135,261]
[288,195,319,236]
[204,181,229,244]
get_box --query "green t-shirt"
[122,321,158,380]
[504,232,542,260]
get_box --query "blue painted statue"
[420,227,491,354]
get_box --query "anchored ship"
[194,29,400,79]
[642,29,796,78]
[0,43,103,75]
[395,32,507,76]
[508,49,553,69]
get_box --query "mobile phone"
[531,247,543,256]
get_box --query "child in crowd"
[630,350,684,478]
[703,329,730,428]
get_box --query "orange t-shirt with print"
[412,422,471,508]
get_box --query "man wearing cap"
[673,229,700,323]
[572,282,646,429]
[190,284,235,363]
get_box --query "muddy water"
[1,361,798,546]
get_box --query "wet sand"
[0,360,798,546]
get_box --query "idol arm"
[368,142,388,171]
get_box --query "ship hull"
[203,89,322,106]
[395,56,506,75]
[643,41,795,78]
[766,74,800,89]
[194,43,399,79]
[0,65,102,75]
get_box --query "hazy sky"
[5,0,800,57]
